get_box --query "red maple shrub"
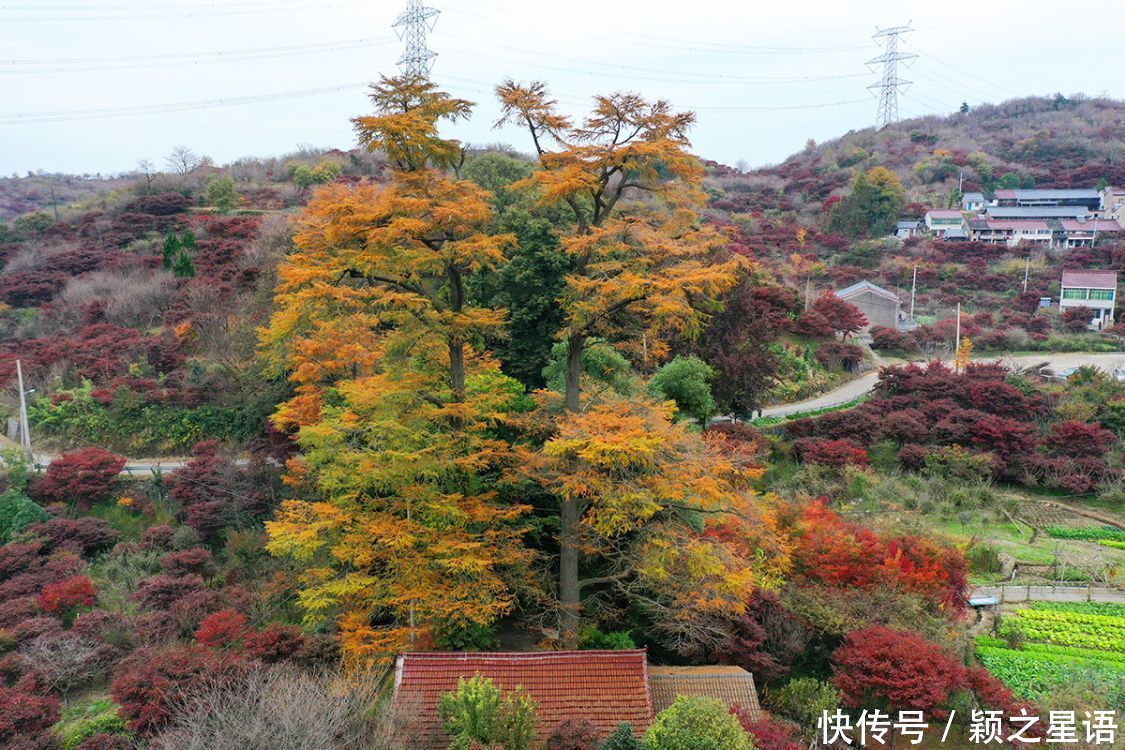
[831,625,966,716]
[792,438,869,467]
[30,448,124,510]
[811,293,868,339]
[26,518,120,556]
[1043,420,1115,458]
[243,623,306,663]
[37,576,96,617]
[869,325,918,352]
[110,645,238,735]
[545,718,600,750]
[0,684,61,741]
[815,342,864,370]
[1062,305,1095,331]
[193,609,248,649]
[169,441,274,541]
[131,574,205,611]
[158,548,214,578]
[730,709,801,750]
[790,502,967,610]
[74,735,133,750]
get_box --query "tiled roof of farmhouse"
[648,665,764,720]
[393,650,654,747]
[1061,269,1118,289]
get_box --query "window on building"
[1062,288,1088,300]
[1088,289,1115,301]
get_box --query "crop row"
[1046,525,1125,542]
[976,645,1124,703]
[1100,539,1125,550]
[1029,601,1125,618]
[977,637,1125,668]
[1015,608,1125,633]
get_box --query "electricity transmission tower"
[392,0,440,77]
[866,24,917,128]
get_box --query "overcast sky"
[3,0,1122,176]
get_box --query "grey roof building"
[836,280,902,332]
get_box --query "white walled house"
[924,209,965,236]
[1059,270,1117,329]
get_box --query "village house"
[1059,269,1117,329]
[1100,186,1125,221]
[966,218,1053,246]
[836,279,902,332]
[391,650,764,748]
[895,219,922,239]
[960,191,988,211]
[924,209,965,237]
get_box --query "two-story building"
[924,209,965,237]
[966,218,1053,246]
[1059,269,1117,329]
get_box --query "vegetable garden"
[976,602,1125,709]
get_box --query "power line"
[1,82,369,124]
[2,37,397,75]
[0,0,366,22]
[441,39,871,86]
[902,40,1022,98]
[866,23,917,128]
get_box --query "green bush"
[1046,526,1125,543]
[578,625,636,651]
[0,487,49,544]
[767,677,840,730]
[648,355,716,423]
[0,629,15,654]
[601,723,641,750]
[643,696,754,750]
[439,675,537,750]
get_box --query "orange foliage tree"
[496,81,751,639]
[262,76,532,663]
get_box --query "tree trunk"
[558,334,585,643]
[448,267,466,402]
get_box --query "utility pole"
[1092,215,1099,248]
[1023,255,1030,292]
[910,265,918,321]
[15,360,31,459]
[954,302,961,371]
[866,23,917,128]
[392,0,440,77]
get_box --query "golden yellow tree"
[262,76,531,662]
[496,81,753,639]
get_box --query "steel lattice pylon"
[866,24,917,128]
[393,0,439,77]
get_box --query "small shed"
[835,279,902,332]
[648,665,764,721]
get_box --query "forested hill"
[714,95,1125,215]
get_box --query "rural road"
[10,352,1125,472]
[759,352,1125,419]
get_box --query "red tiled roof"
[1061,269,1118,289]
[994,189,1017,199]
[926,209,963,218]
[393,650,654,747]
[648,666,763,720]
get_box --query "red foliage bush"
[730,709,801,750]
[0,555,85,602]
[193,609,248,649]
[110,645,239,735]
[30,449,124,511]
[0,684,61,740]
[1062,305,1095,331]
[815,342,864,370]
[11,616,65,645]
[896,443,929,471]
[37,576,96,616]
[1043,420,1115,458]
[869,326,918,352]
[791,502,967,610]
[832,625,966,715]
[880,409,929,444]
[0,597,41,629]
[131,574,205,611]
[26,518,120,557]
[169,442,274,541]
[792,438,869,467]
[243,623,306,663]
[545,718,600,750]
[158,548,214,578]
[792,309,833,339]
[75,735,133,750]
[811,293,868,339]
[138,525,175,552]
[0,543,46,582]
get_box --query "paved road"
[759,352,1125,419]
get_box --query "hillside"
[0,84,1122,750]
